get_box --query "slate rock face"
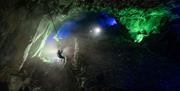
[0,5,43,81]
[0,0,180,91]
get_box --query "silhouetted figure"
[57,50,65,59]
[57,50,66,63]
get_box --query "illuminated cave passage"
[21,12,118,67]
[0,0,180,91]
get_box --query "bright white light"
[94,27,101,34]
[89,26,102,37]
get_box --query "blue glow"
[106,17,117,26]
[97,12,117,28]
[46,13,117,43]
[57,21,76,39]
[45,21,76,44]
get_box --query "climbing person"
[57,49,66,64]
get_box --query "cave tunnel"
[0,0,180,91]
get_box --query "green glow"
[110,7,168,42]
[135,34,145,43]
